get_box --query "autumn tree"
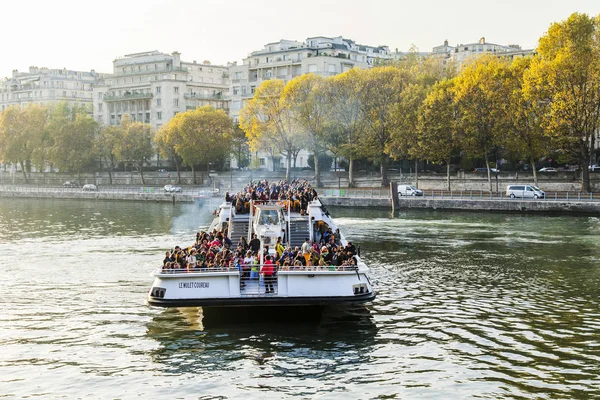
[48,113,99,181]
[358,66,407,187]
[283,74,330,187]
[322,68,366,186]
[240,79,305,182]
[95,125,124,185]
[505,57,550,186]
[154,124,184,184]
[0,105,47,183]
[157,106,233,184]
[114,114,154,185]
[524,12,600,192]
[417,79,459,190]
[452,55,512,192]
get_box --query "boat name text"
[179,281,210,289]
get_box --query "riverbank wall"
[0,190,197,203]
[320,196,600,214]
[3,187,600,214]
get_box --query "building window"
[156,98,161,107]
[233,87,239,95]
[174,86,179,94]
[156,86,161,94]
[173,99,179,107]
[157,111,162,120]
[98,103,103,111]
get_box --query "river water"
[1,198,599,399]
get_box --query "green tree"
[524,12,600,191]
[452,55,512,192]
[231,123,250,169]
[114,115,154,185]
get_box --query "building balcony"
[184,92,224,100]
[103,92,153,101]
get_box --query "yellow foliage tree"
[524,12,600,192]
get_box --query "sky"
[0,0,598,78]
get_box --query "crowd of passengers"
[224,178,318,215]
[161,179,359,275]
[162,231,359,274]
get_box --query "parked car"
[506,185,545,199]
[63,181,79,188]
[589,165,600,172]
[82,184,97,192]
[538,167,557,172]
[164,185,182,193]
[397,184,423,196]
[474,167,500,173]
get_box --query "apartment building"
[432,37,534,64]
[229,36,390,171]
[229,36,390,122]
[93,51,230,131]
[0,67,104,112]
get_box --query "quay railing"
[320,188,600,203]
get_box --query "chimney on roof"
[444,39,448,47]
[172,51,181,68]
[479,37,485,44]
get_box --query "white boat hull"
[147,267,376,307]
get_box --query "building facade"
[432,37,534,64]
[93,51,230,132]
[0,67,104,112]
[229,36,390,122]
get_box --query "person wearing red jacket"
[261,255,276,293]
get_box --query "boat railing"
[155,264,359,275]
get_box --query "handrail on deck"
[156,264,359,274]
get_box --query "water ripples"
[1,199,600,398]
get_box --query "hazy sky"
[0,0,598,78]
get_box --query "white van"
[397,184,423,196]
[506,185,545,199]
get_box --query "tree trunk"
[380,156,389,188]
[530,157,538,187]
[192,165,197,185]
[446,161,451,191]
[348,156,355,187]
[175,158,181,184]
[77,169,81,185]
[313,154,322,187]
[414,160,419,189]
[108,167,113,185]
[286,152,292,182]
[19,160,29,184]
[582,164,591,192]
[139,164,145,185]
[485,156,492,193]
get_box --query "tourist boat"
[147,198,376,308]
